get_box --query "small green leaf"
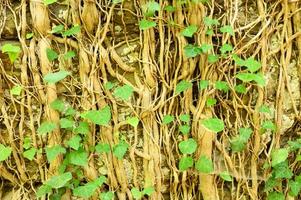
[204,17,219,26]
[143,1,160,17]
[220,25,234,35]
[1,43,21,53]
[181,25,198,37]
[113,0,122,4]
[95,143,111,154]
[179,156,194,171]
[46,48,58,62]
[0,144,12,162]
[206,29,214,36]
[74,122,90,135]
[113,141,129,160]
[45,172,72,189]
[267,192,285,200]
[215,81,229,92]
[142,187,155,196]
[100,191,114,200]
[23,137,31,149]
[220,43,233,54]
[127,117,139,127]
[60,118,75,129]
[164,5,176,12]
[184,44,202,58]
[179,138,197,154]
[23,147,36,161]
[179,125,190,135]
[219,171,232,181]
[65,107,76,116]
[206,98,217,107]
[236,73,266,87]
[50,99,65,112]
[272,161,293,179]
[62,25,81,37]
[262,120,276,132]
[200,44,212,53]
[44,0,57,5]
[63,51,76,60]
[244,57,261,72]
[45,145,66,163]
[113,85,134,101]
[207,54,219,63]
[73,176,106,198]
[104,81,116,90]
[230,128,252,152]
[175,80,192,94]
[199,80,209,90]
[38,121,57,136]
[195,155,214,173]
[259,105,271,114]
[67,135,82,150]
[139,19,157,30]
[43,70,71,84]
[234,84,247,94]
[289,178,301,197]
[179,114,190,123]
[162,115,174,125]
[26,32,34,39]
[36,184,52,197]
[201,118,224,133]
[51,24,64,34]
[10,85,22,95]
[272,148,289,167]
[131,187,142,199]
[80,106,111,126]
[69,148,88,166]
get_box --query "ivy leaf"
[66,135,82,150]
[10,85,22,96]
[36,184,52,197]
[179,114,190,123]
[51,24,64,34]
[201,118,224,133]
[113,0,122,4]
[199,80,209,90]
[95,143,111,154]
[46,48,58,62]
[43,70,71,84]
[267,192,285,200]
[272,148,289,167]
[259,105,271,114]
[200,44,212,53]
[230,128,252,152]
[179,138,197,154]
[220,25,234,35]
[127,117,139,128]
[69,148,88,166]
[45,145,66,163]
[1,43,21,63]
[262,120,276,132]
[37,121,57,136]
[113,141,129,160]
[62,25,81,37]
[104,81,116,90]
[162,115,174,125]
[139,19,157,30]
[73,176,106,198]
[131,187,142,199]
[184,44,202,58]
[220,43,233,54]
[236,73,266,87]
[289,178,301,197]
[45,172,72,189]
[179,156,194,171]
[203,17,219,26]
[206,29,214,36]
[215,81,229,92]
[142,187,155,196]
[143,1,160,17]
[80,106,111,126]
[234,84,247,94]
[175,80,192,94]
[206,98,217,107]
[50,99,65,112]
[113,85,134,101]
[207,54,219,63]
[23,137,32,150]
[164,5,176,12]
[219,171,232,181]
[179,125,190,135]
[26,32,34,39]
[74,122,90,135]
[181,25,198,37]
[44,0,57,5]
[244,57,261,72]
[272,161,293,179]
[0,144,12,162]
[23,147,36,161]
[195,155,214,173]
[63,51,76,60]
[60,118,75,129]
[100,191,114,200]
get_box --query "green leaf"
[113,141,129,160]
[236,73,266,87]
[23,147,36,161]
[1,43,21,53]
[50,99,66,112]
[219,171,232,181]
[162,115,174,124]
[104,81,116,90]
[100,191,114,200]
[131,187,142,199]
[46,48,58,62]
[179,125,190,135]
[139,19,157,30]
[36,184,52,197]
[164,5,176,12]
[142,187,155,196]
[127,117,139,127]
[215,81,229,92]
[10,85,22,96]
[232,54,245,66]
[62,25,81,37]
[63,51,76,60]
[43,70,71,84]
[262,120,276,132]
[195,155,214,173]
[272,148,289,167]
[234,84,247,94]
[179,138,197,154]
[26,32,34,39]
[259,105,271,114]
[45,145,66,163]
[220,43,233,54]
[184,44,202,58]
[95,143,111,154]
[113,0,122,4]
[199,80,209,90]
[230,128,252,152]
[60,118,75,129]
[181,25,198,37]
[74,122,90,135]
[0,144,12,162]
[201,118,224,133]
[206,29,214,36]
[179,114,190,123]
[23,137,31,150]
[113,85,134,101]
[179,156,194,171]
[220,25,234,35]
[207,54,219,63]
[267,192,285,200]
[44,0,57,5]
[204,17,219,26]
[252,73,266,87]
[289,179,301,197]
[80,106,111,126]
[244,57,261,72]
[206,98,217,107]
[272,161,293,179]
[175,80,192,94]
[67,135,82,150]
[69,149,88,166]
[73,176,106,198]
[65,107,76,116]
[143,1,160,17]
[45,172,72,189]
[37,121,57,136]
[51,24,64,33]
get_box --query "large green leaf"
[45,145,66,163]
[139,19,157,30]
[43,70,71,84]
[181,25,198,37]
[113,85,134,101]
[272,148,289,167]
[113,141,129,160]
[37,121,57,136]
[175,80,192,94]
[80,106,111,126]
[201,118,224,133]
[69,149,88,166]
[178,138,197,154]
[179,156,194,171]
[0,144,12,162]
[73,176,106,198]
[45,172,72,189]
[195,155,213,173]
